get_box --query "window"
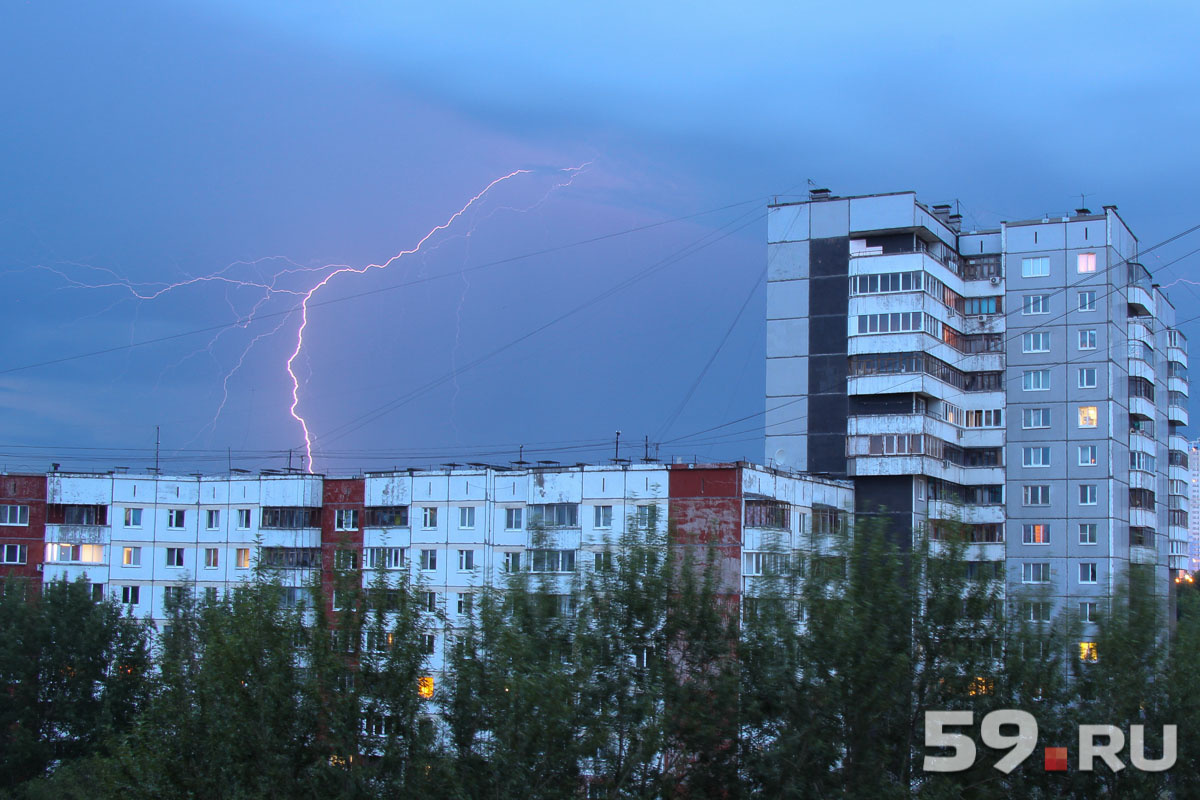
[1022,485,1051,505]
[635,505,655,529]
[856,311,926,334]
[1078,445,1098,466]
[1080,602,1098,623]
[205,587,218,604]
[458,507,475,529]
[260,507,320,528]
[744,551,790,576]
[1079,562,1098,583]
[1078,406,1098,428]
[236,508,251,529]
[123,507,142,528]
[1022,524,1051,545]
[457,593,473,615]
[1079,642,1098,662]
[1023,369,1051,391]
[364,506,409,527]
[204,548,219,568]
[167,509,186,529]
[1079,485,1098,505]
[593,505,613,529]
[335,509,360,531]
[236,548,250,569]
[505,508,523,530]
[1130,451,1156,472]
[1022,294,1051,315]
[421,507,438,529]
[164,586,185,604]
[0,544,27,564]
[206,509,220,530]
[166,548,184,568]
[47,543,103,563]
[1022,331,1051,353]
[334,550,359,570]
[458,549,475,571]
[1079,524,1098,545]
[499,551,519,573]
[1077,252,1096,273]
[121,585,140,605]
[962,409,1003,428]
[1079,329,1097,350]
[1078,367,1097,388]
[419,549,437,571]
[594,551,613,572]
[528,504,580,528]
[1022,407,1051,429]
[1078,290,1097,311]
[366,547,404,570]
[418,676,435,699]
[963,297,1000,316]
[1022,446,1051,467]
[529,549,576,573]
[1021,256,1050,278]
[422,592,437,613]
[122,546,141,566]
[1022,562,1051,583]
[1025,601,1051,623]
[0,505,29,526]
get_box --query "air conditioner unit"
[989,276,1001,286]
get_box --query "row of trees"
[3,520,1199,798]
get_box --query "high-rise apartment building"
[766,190,1189,623]
[1188,441,1200,571]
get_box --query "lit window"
[1078,406,1098,428]
[124,507,143,528]
[593,505,613,529]
[1022,524,1050,544]
[1021,257,1050,278]
[1077,252,1096,273]
[1078,445,1098,466]
[421,507,438,529]
[1023,369,1051,391]
[1079,485,1098,505]
[335,509,360,531]
[48,543,103,563]
[122,546,141,567]
[206,509,220,530]
[167,509,186,529]
[1022,446,1051,467]
[1079,562,1098,583]
[1078,367,1097,388]
[458,549,475,571]
[417,676,435,699]
[1079,524,1098,544]
[1079,642,1098,662]
[166,548,185,568]
[1022,332,1051,353]
[236,509,251,530]
[205,548,219,568]
[505,508,523,530]
[1078,290,1097,311]
[1078,329,1097,350]
[459,507,475,529]
[236,548,250,569]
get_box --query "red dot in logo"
[1044,747,1068,772]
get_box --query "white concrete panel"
[767,204,809,243]
[449,474,487,501]
[960,231,1002,253]
[47,475,113,505]
[766,400,809,437]
[765,433,807,471]
[768,241,809,281]
[809,199,849,238]
[260,476,322,506]
[229,480,260,503]
[529,470,583,503]
[156,480,199,504]
[766,356,808,397]
[411,475,449,502]
[199,480,230,505]
[766,318,808,358]
[365,475,412,506]
[849,193,916,234]
[766,278,808,320]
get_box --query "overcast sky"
[3,1,1200,474]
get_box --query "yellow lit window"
[418,676,435,699]
[968,676,994,696]
[1078,406,1098,428]
[1079,641,1098,662]
[236,548,250,569]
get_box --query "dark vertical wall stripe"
[807,236,849,474]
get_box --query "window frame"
[1078,367,1098,388]
[167,509,186,530]
[1021,256,1050,278]
[1078,329,1097,350]
[1079,523,1098,545]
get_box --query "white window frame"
[593,505,613,529]
[419,549,437,571]
[1022,485,1051,505]
[1022,407,1051,429]
[458,549,475,571]
[335,508,360,531]
[1078,329,1097,350]
[1077,445,1098,466]
[1079,484,1098,506]
[1078,367,1097,388]
[1021,256,1050,278]
[121,585,140,605]
[236,508,251,530]
[166,547,185,568]
[1078,290,1097,311]
[1022,446,1051,468]
[123,507,142,528]
[1080,601,1098,623]
[1022,294,1050,315]
[0,543,27,564]
[0,505,29,526]
[1023,369,1051,391]
[1022,562,1051,584]
[122,546,141,567]
[1022,524,1050,545]
[1079,524,1098,545]
[205,547,219,568]
[459,507,476,530]
[235,548,250,569]
[505,507,523,530]
[1079,563,1098,584]
[1078,405,1099,428]
[1077,252,1097,273]
[167,509,186,530]
[502,551,521,572]
[206,509,220,530]
[1022,331,1051,353]
[421,507,438,529]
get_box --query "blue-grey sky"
[3,1,1200,473]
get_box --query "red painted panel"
[320,478,365,616]
[668,466,742,598]
[0,475,47,585]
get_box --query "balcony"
[1169,376,1189,397]
[1129,395,1155,421]
[1169,433,1189,453]
[1127,263,1155,317]
[1128,320,1153,347]
[927,500,1005,524]
[1169,403,1189,427]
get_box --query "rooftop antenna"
[643,435,650,461]
[155,426,160,474]
[614,431,621,462]
[287,449,293,471]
